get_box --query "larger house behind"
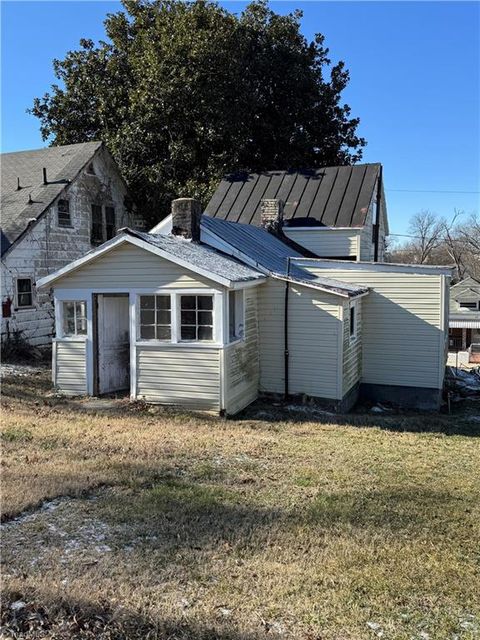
[1,142,143,349]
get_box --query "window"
[349,303,357,342]
[16,278,33,308]
[229,290,245,341]
[105,206,116,240]
[62,301,87,336]
[139,295,171,340]
[180,295,213,341]
[91,204,103,244]
[459,301,478,310]
[57,199,71,227]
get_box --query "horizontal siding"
[284,228,360,258]
[136,347,220,410]
[54,243,219,290]
[55,340,87,396]
[258,279,341,399]
[305,267,445,389]
[224,288,259,415]
[343,300,362,395]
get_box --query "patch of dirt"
[1,363,50,378]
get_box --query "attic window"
[460,302,478,310]
[57,199,71,227]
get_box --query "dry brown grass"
[1,371,480,639]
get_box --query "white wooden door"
[97,294,130,394]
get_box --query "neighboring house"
[1,141,142,349]
[448,277,480,357]
[37,197,450,413]
[153,164,388,261]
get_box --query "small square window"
[138,295,171,341]
[16,278,33,308]
[180,295,214,342]
[57,199,71,227]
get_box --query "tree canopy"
[31,0,365,224]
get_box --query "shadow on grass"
[1,588,268,640]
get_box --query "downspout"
[373,165,382,262]
[284,257,291,400]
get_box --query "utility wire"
[386,189,479,194]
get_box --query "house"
[1,141,142,349]
[448,277,480,359]
[37,197,451,413]
[153,164,388,261]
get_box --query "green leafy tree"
[31,0,365,225]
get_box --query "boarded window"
[105,206,116,240]
[139,295,171,340]
[91,204,103,244]
[16,278,33,308]
[57,199,71,227]
[62,301,87,336]
[180,295,213,341]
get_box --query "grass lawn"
[1,370,480,639]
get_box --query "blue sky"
[1,1,479,236]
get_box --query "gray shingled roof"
[201,216,368,297]
[205,164,380,228]
[1,141,103,254]
[125,229,265,284]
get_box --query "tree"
[30,0,365,225]
[406,210,445,264]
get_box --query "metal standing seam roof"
[1,141,103,255]
[126,229,265,283]
[201,216,369,297]
[205,163,381,228]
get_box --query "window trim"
[459,301,479,310]
[137,293,172,342]
[15,277,34,309]
[91,203,116,245]
[57,198,73,228]
[228,289,245,343]
[179,293,214,343]
[61,300,87,338]
[349,301,358,344]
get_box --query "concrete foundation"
[360,383,442,411]
[338,382,360,413]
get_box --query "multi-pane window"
[57,199,71,227]
[180,295,213,341]
[16,278,33,308]
[139,295,171,340]
[91,204,104,244]
[62,301,87,336]
[105,206,116,240]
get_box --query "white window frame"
[137,293,173,342]
[228,289,245,344]
[60,300,88,338]
[15,277,34,309]
[349,301,358,344]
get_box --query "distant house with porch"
[1,142,142,350]
[448,277,480,359]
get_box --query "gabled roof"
[450,276,480,298]
[205,164,381,228]
[201,216,369,298]
[36,228,266,290]
[1,141,103,255]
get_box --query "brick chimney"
[171,198,202,241]
[260,198,284,233]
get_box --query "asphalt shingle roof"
[1,141,103,254]
[205,164,381,228]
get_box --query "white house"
[37,197,451,413]
[153,164,389,262]
[1,142,142,349]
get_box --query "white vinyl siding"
[305,266,447,389]
[283,228,360,259]
[54,340,87,396]
[53,243,219,290]
[343,299,362,395]
[258,279,342,399]
[224,288,259,415]
[136,346,220,410]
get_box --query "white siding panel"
[258,279,342,399]
[136,347,220,410]
[284,228,360,258]
[54,243,219,290]
[54,340,87,396]
[224,288,260,414]
[305,267,446,389]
